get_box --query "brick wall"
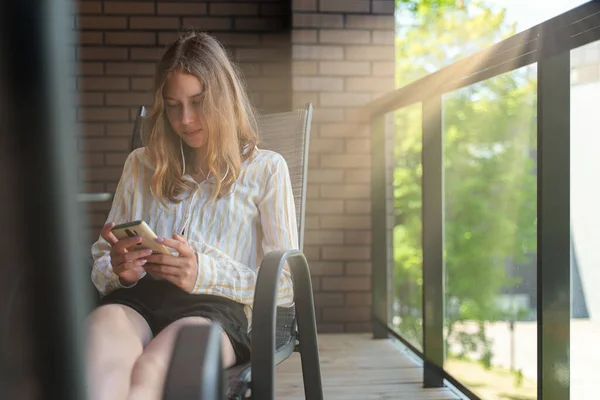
[291,0,395,332]
[74,0,397,333]
[75,0,293,242]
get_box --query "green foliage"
[395,0,467,14]
[392,0,538,361]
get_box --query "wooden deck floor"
[275,334,460,400]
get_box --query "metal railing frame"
[369,2,600,399]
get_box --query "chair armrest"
[163,324,224,400]
[77,192,114,203]
[251,249,319,400]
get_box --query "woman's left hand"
[144,234,199,293]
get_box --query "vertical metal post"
[1,1,90,399]
[371,113,390,338]
[537,49,571,400]
[422,97,445,387]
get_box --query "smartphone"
[112,220,171,255]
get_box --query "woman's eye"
[166,103,179,108]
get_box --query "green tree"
[392,0,537,361]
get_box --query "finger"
[156,236,193,257]
[100,222,119,246]
[144,264,180,277]
[121,248,153,263]
[113,235,143,253]
[115,258,148,273]
[146,253,186,268]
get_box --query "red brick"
[78,77,129,91]
[293,13,343,28]
[320,29,370,44]
[292,30,318,44]
[345,200,371,215]
[260,33,291,47]
[246,77,289,92]
[307,169,343,184]
[372,61,394,76]
[304,230,344,245]
[293,77,343,92]
[105,62,156,76]
[209,3,258,15]
[80,153,105,167]
[314,293,344,307]
[78,92,104,106]
[106,123,135,136]
[105,32,157,46]
[321,246,370,260]
[262,93,290,107]
[322,277,369,291]
[319,123,369,138]
[77,1,102,14]
[77,16,127,30]
[261,3,287,16]
[346,262,372,275]
[321,155,370,169]
[319,61,370,76]
[308,262,344,276]
[235,47,282,61]
[234,18,282,31]
[79,32,103,45]
[261,62,290,76]
[212,33,260,46]
[345,15,394,29]
[157,2,207,15]
[345,292,372,306]
[372,0,395,14]
[78,47,128,61]
[305,216,320,230]
[292,0,317,11]
[77,123,105,137]
[345,138,371,153]
[131,78,154,91]
[293,45,343,60]
[311,108,344,123]
[106,92,153,106]
[182,17,232,31]
[78,107,130,122]
[106,153,130,166]
[302,245,320,260]
[130,47,164,61]
[104,1,155,14]
[320,0,370,13]
[77,62,104,75]
[320,215,370,229]
[345,169,370,184]
[309,138,345,154]
[130,17,180,30]
[80,138,130,152]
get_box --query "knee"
[131,352,169,385]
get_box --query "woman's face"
[163,70,208,148]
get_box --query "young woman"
[85,31,297,400]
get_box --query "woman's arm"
[188,154,297,307]
[90,152,143,296]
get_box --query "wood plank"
[275,334,460,400]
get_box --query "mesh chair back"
[256,104,312,251]
[132,104,313,250]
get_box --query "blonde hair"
[144,31,259,204]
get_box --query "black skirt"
[99,275,251,365]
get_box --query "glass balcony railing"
[370,2,600,399]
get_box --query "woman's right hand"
[100,222,152,286]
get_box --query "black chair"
[130,104,323,400]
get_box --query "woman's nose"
[181,105,195,125]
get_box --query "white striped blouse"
[90,146,297,323]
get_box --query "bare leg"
[128,317,237,400]
[85,304,153,400]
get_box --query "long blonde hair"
[144,31,259,204]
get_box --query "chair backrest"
[132,104,313,251]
